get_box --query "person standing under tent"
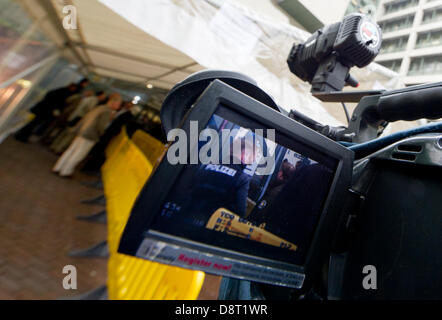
[52,93,122,177]
[14,78,89,142]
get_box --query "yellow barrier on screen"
[103,128,205,300]
[206,208,298,251]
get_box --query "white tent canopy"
[23,0,402,126]
[23,0,205,90]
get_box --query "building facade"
[375,0,442,85]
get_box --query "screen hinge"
[332,188,365,253]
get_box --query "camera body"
[118,13,442,300]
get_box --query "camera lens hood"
[160,70,279,134]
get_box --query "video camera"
[118,14,442,299]
[287,13,381,94]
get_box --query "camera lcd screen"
[147,106,337,266]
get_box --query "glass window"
[408,55,442,75]
[384,0,418,14]
[0,0,33,57]
[378,59,403,72]
[422,7,442,25]
[416,29,442,48]
[379,14,415,33]
[381,35,409,53]
[0,0,61,135]
[0,66,43,128]
[345,0,380,18]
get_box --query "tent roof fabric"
[33,0,204,90]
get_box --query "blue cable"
[340,121,442,159]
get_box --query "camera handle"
[288,109,355,142]
[296,82,442,143]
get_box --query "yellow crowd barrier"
[102,128,205,300]
[131,130,166,166]
[104,126,127,160]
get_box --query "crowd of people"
[14,78,160,178]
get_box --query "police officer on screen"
[247,158,297,225]
[165,136,259,226]
[259,160,333,257]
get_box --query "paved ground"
[0,137,220,300]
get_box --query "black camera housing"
[288,13,382,93]
[119,80,354,290]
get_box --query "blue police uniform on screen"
[156,133,258,229]
[170,162,251,225]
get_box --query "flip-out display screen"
[149,109,336,266]
[118,80,353,289]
